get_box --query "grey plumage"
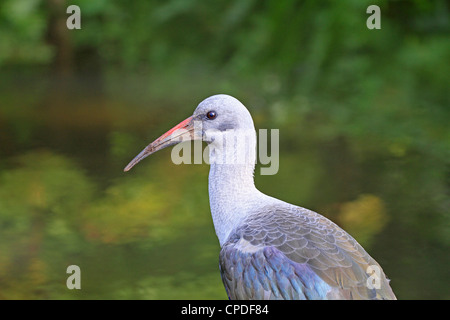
[124,94,397,300]
[219,205,396,300]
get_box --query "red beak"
[124,116,195,172]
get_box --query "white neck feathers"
[207,129,265,246]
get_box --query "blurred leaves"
[115,272,227,299]
[0,0,449,299]
[0,0,52,65]
[83,175,170,244]
[338,194,388,247]
[0,149,213,298]
[0,151,94,298]
[0,151,94,230]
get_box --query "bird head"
[124,94,255,172]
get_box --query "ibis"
[124,94,396,300]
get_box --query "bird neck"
[207,131,263,246]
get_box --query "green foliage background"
[0,0,449,299]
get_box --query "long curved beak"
[124,116,196,172]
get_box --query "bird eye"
[206,111,217,120]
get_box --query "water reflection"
[0,82,448,299]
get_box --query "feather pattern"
[124,94,397,300]
[219,205,397,300]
